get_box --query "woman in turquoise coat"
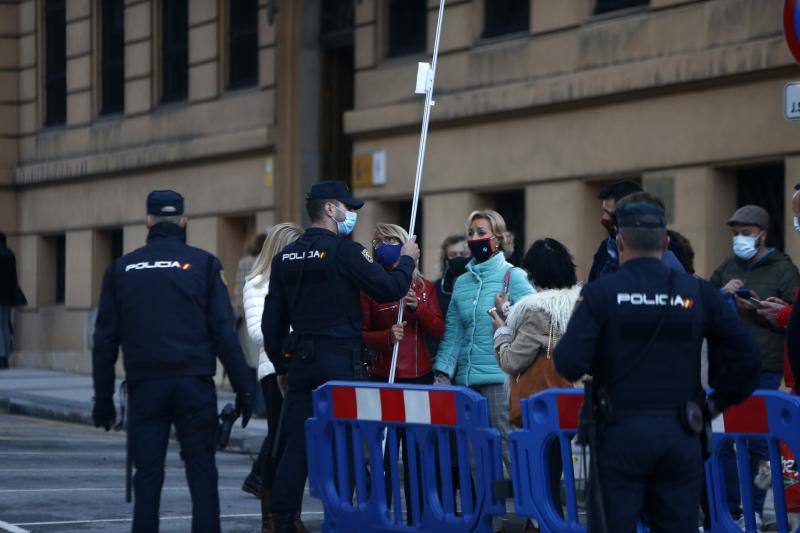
[433,209,534,470]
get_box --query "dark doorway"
[320,1,355,188]
[736,163,785,251]
[494,190,525,267]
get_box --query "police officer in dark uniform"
[555,198,762,532]
[262,181,419,532]
[92,190,254,533]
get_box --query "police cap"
[616,202,667,229]
[306,181,364,210]
[147,190,185,216]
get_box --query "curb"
[0,395,262,455]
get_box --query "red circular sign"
[785,0,800,63]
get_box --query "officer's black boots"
[292,513,308,533]
[271,513,294,533]
[260,488,274,533]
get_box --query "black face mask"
[467,237,495,263]
[446,256,470,277]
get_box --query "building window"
[228,0,259,89]
[736,163,785,251]
[387,0,426,57]
[44,0,67,126]
[483,0,529,39]
[161,0,188,103]
[55,234,66,304]
[594,0,649,15]
[494,191,525,267]
[100,0,125,115]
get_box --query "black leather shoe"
[272,513,295,533]
[241,472,262,498]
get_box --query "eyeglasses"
[371,236,402,249]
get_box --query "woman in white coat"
[242,223,303,533]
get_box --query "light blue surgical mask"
[732,233,761,261]
[794,216,800,235]
[332,205,357,236]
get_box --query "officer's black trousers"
[128,376,220,533]
[271,339,360,517]
[588,415,703,533]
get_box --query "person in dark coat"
[0,232,26,369]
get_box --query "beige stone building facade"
[1,0,799,373]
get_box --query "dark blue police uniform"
[555,202,762,533]
[262,182,415,530]
[92,190,253,533]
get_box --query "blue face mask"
[794,216,800,235]
[332,206,357,236]
[374,243,403,267]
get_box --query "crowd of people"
[76,181,797,532]
[230,179,800,532]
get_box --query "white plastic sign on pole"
[785,82,800,120]
[388,0,446,384]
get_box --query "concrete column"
[526,179,601,282]
[124,0,152,116]
[187,216,219,255]
[66,0,93,127]
[422,191,481,277]
[123,223,148,254]
[65,230,94,309]
[644,166,737,278]
[531,0,593,35]
[0,1,19,235]
[352,200,395,251]
[17,235,39,310]
[255,209,276,234]
[259,0,277,91]
[188,0,219,103]
[785,157,800,266]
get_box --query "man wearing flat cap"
[262,180,419,532]
[92,190,254,533]
[555,196,760,532]
[710,204,800,526]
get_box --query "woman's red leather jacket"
[360,277,445,379]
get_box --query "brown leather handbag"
[508,318,573,428]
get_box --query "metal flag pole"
[388,0,447,384]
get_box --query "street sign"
[786,82,800,120]
[351,151,387,187]
[785,0,800,63]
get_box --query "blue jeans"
[722,372,783,517]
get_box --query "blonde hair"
[466,209,515,258]
[375,222,423,282]
[247,222,303,286]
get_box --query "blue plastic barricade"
[706,391,800,533]
[509,388,585,533]
[306,381,507,532]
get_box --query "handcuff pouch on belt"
[682,399,713,460]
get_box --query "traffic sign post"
[786,0,800,64]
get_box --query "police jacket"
[92,222,253,400]
[262,228,415,374]
[555,257,761,415]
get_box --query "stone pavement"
[0,368,266,455]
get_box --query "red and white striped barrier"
[331,385,457,426]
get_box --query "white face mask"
[732,233,761,261]
[794,216,800,235]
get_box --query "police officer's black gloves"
[92,397,116,431]
[236,392,252,429]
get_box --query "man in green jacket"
[710,204,800,527]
